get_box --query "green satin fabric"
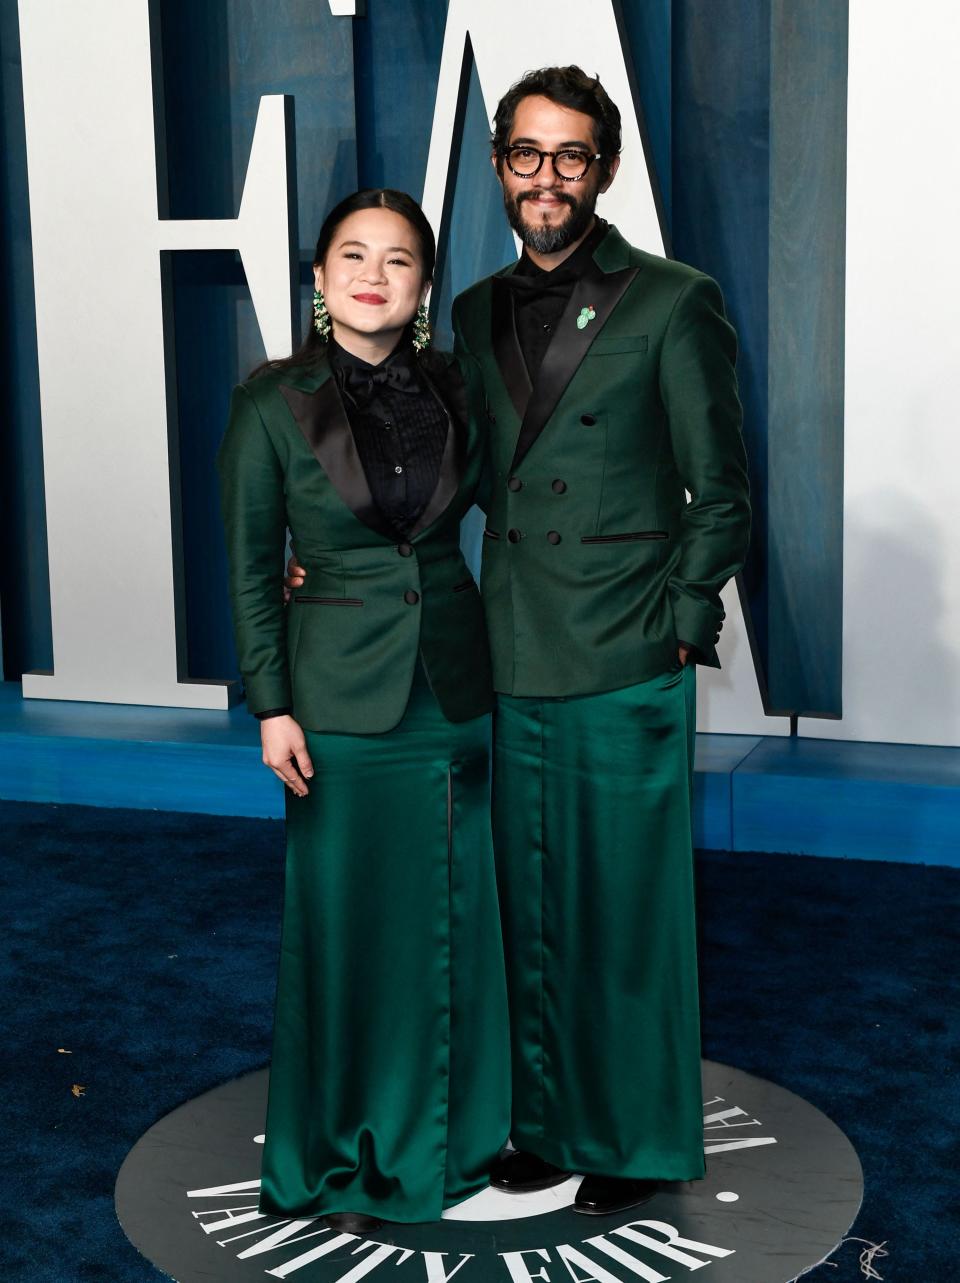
[259,665,511,1222]
[492,662,705,1181]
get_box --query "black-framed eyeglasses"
[502,145,603,181]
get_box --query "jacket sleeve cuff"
[243,675,293,718]
[669,590,723,669]
[677,639,704,665]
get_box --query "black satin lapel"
[279,380,398,541]
[406,362,465,539]
[510,263,639,471]
[491,276,533,421]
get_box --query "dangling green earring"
[413,303,431,352]
[312,288,331,340]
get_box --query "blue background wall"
[0,2,51,676]
[0,0,848,719]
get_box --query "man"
[450,66,750,1216]
[287,66,750,1218]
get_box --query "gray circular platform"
[116,1060,862,1282]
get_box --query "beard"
[504,186,598,254]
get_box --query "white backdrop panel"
[801,0,960,747]
[18,0,294,708]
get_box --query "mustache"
[517,189,577,209]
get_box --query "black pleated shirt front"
[328,338,448,539]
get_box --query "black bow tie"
[336,361,420,406]
[503,265,578,299]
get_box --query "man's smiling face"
[495,94,619,257]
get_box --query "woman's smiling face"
[314,206,427,354]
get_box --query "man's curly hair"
[491,65,622,181]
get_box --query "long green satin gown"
[258,664,511,1222]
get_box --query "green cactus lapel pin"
[576,305,597,330]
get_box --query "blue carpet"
[2,799,957,1280]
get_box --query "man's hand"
[261,715,314,796]
[282,550,307,604]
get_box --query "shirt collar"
[328,334,415,374]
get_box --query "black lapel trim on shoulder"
[510,261,639,472]
[279,380,399,542]
[491,276,533,422]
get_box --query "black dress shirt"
[507,217,608,381]
[328,338,448,537]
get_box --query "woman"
[217,189,509,1232]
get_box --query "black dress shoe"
[490,1150,570,1191]
[574,1175,660,1215]
[323,1211,384,1234]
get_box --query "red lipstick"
[352,293,387,305]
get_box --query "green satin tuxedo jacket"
[452,224,751,698]
[217,352,493,733]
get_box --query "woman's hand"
[282,549,307,604]
[261,715,314,797]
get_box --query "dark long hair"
[249,188,437,379]
[492,65,622,181]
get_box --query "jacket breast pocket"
[587,334,649,356]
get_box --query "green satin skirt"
[258,664,510,1223]
[492,662,705,1181]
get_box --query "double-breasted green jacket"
[452,223,751,697]
[216,351,493,733]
